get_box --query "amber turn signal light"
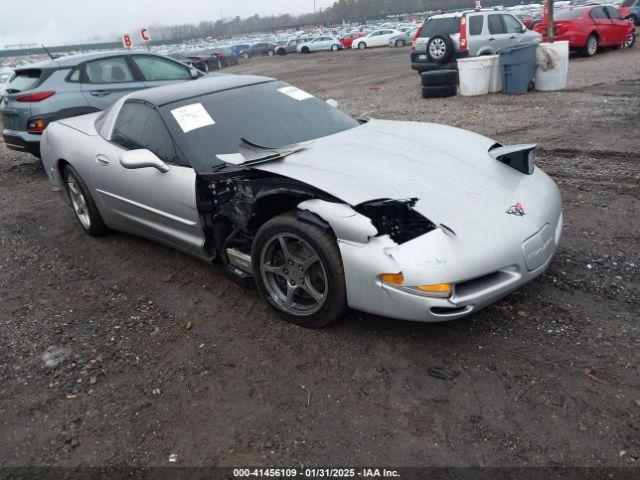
[379,273,404,286]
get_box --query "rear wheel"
[395,39,406,47]
[63,165,107,237]
[252,212,347,328]
[582,34,598,56]
[267,49,275,56]
[331,44,339,51]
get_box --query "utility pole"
[548,0,555,43]
[314,0,317,24]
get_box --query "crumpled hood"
[255,119,559,238]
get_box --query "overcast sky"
[0,0,335,47]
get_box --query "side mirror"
[119,149,170,173]
[326,98,340,109]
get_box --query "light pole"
[548,0,555,43]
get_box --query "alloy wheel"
[587,36,598,55]
[67,177,91,229]
[429,38,446,59]
[260,233,328,316]
[623,32,635,48]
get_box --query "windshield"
[161,80,360,173]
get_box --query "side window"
[590,8,608,20]
[84,57,135,84]
[67,67,81,83]
[606,6,621,19]
[468,15,484,35]
[131,56,191,81]
[502,15,523,33]
[488,14,506,34]
[112,102,179,164]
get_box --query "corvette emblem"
[506,203,526,216]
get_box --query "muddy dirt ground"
[1,45,639,470]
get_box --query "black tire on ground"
[358,41,367,49]
[63,164,108,237]
[421,69,459,86]
[421,84,457,99]
[301,46,310,54]
[331,44,340,51]
[251,212,348,328]
[277,48,286,55]
[395,39,405,47]
[426,33,455,63]
[581,34,599,57]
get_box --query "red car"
[533,5,636,56]
[339,32,366,49]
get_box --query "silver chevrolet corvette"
[41,75,562,328]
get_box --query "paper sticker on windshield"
[278,86,314,101]
[171,103,214,133]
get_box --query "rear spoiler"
[489,143,536,175]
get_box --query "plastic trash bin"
[457,56,492,96]
[535,41,569,91]
[499,43,538,95]
[486,54,502,93]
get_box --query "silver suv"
[411,10,541,72]
[0,51,204,157]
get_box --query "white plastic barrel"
[486,54,502,93]
[535,40,569,91]
[457,57,493,96]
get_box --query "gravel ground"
[0,45,639,469]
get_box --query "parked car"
[40,75,561,328]
[619,0,640,25]
[352,29,402,49]
[297,36,343,53]
[389,27,420,47]
[239,42,277,58]
[533,5,636,56]
[411,10,541,71]
[231,44,251,56]
[275,38,312,55]
[186,50,223,72]
[0,68,13,102]
[339,32,366,49]
[0,51,204,158]
[209,47,239,67]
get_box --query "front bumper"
[2,129,41,157]
[340,214,563,323]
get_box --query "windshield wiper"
[216,137,308,166]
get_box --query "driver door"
[92,101,207,258]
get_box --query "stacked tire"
[420,68,458,99]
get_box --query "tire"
[395,39,406,47]
[421,84,457,99]
[242,52,250,59]
[267,49,275,56]
[63,165,107,237]
[331,44,339,51]
[622,30,636,49]
[358,41,367,49]
[581,34,598,57]
[421,69,459,86]
[276,48,286,55]
[251,212,347,328]
[427,34,455,63]
[301,46,310,54]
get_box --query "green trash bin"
[499,43,538,94]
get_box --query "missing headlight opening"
[355,198,436,244]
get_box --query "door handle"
[90,90,111,97]
[95,154,110,166]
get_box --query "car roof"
[17,50,168,70]
[127,74,274,107]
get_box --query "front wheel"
[251,212,347,328]
[267,49,275,56]
[395,39,405,47]
[358,41,367,49]
[301,46,310,54]
[331,44,339,51]
[622,30,636,49]
[63,165,107,237]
